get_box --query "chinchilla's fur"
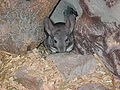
[44,15,76,53]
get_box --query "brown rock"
[74,12,108,55]
[103,46,120,79]
[15,71,43,90]
[0,0,58,54]
[46,53,98,80]
[74,0,120,79]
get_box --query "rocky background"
[0,0,120,90]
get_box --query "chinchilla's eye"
[65,38,69,43]
[54,39,57,43]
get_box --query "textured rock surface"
[74,0,120,79]
[84,0,120,24]
[50,0,82,23]
[15,71,43,90]
[77,83,111,90]
[0,0,58,54]
[46,53,98,80]
[104,45,120,79]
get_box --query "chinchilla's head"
[44,15,76,53]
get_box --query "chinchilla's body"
[44,15,76,53]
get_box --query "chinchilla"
[44,15,76,53]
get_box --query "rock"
[15,71,43,90]
[46,53,98,80]
[103,46,120,79]
[101,31,120,79]
[0,0,58,54]
[74,14,107,55]
[77,83,111,90]
[74,0,120,55]
[82,0,120,25]
[74,0,120,79]
[50,0,82,23]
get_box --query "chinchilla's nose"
[58,46,66,53]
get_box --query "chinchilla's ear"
[44,17,54,35]
[65,15,76,33]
